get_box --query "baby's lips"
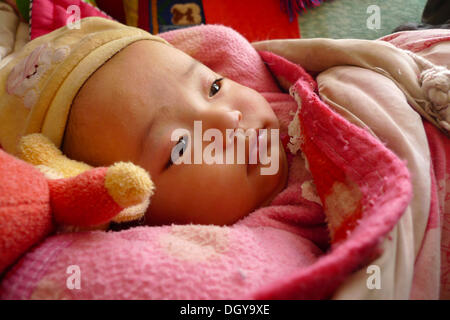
[254,129,272,166]
[248,133,258,164]
[226,128,271,164]
[226,129,235,148]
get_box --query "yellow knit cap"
[0,17,168,155]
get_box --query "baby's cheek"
[195,167,253,218]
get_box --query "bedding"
[0,3,449,300]
[253,29,450,299]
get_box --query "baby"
[63,39,289,226]
[0,17,288,227]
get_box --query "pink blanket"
[253,29,450,299]
[0,25,418,299]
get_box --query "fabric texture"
[0,16,168,155]
[0,149,53,274]
[0,136,156,275]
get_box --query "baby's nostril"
[231,110,243,128]
[236,111,243,121]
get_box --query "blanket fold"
[254,31,450,299]
[252,36,450,136]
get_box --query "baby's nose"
[201,109,242,152]
[228,110,243,128]
[204,108,242,132]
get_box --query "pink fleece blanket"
[0,25,417,299]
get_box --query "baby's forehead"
[117,41,210,84]
[77,40,217,124]
[120,40,193,64]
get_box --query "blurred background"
[297,0,427,40]
[6,0,449,42]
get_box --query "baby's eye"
[209,78,224,97]
[169,135,189,166]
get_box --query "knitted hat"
[0,17,169,155]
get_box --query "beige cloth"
[0,2,41,67]
[253,37,439,299]
[0,1,18,62]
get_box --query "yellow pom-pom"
[105,162,154,208]
[112,198,150,223]
[18,133,92,178]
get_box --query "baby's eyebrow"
[182,60,200,78]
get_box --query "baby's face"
[63,40,288,225]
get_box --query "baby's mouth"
[248,129,267,165]
[224,126,277,174]
[246,128,273,175]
